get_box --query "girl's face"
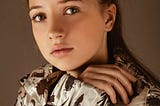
[29,0,113,71]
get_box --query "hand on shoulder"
[79,64,137,105]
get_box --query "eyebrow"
[29,6,43,12]
[29,0,82,12]
[58,0,82,3]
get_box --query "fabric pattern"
[47,74,111,106]
[15,49,160,106]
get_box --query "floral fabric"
[15,49,160,106]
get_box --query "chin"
[54,62,83,71]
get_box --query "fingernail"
[113,98,117,104]
[125,99,130,104]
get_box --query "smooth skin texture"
[29,0,137,104]
[29,0,108,71]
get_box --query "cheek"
[70,17,105,46]
[32,24,44,40]
[32,23,48,43]
[32,29,42,48]
[32,25,49,55]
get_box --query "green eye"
[32,14,46,22]
[64,7,79,15]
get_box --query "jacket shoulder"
[15,64,63,106]
[19,64,53,86]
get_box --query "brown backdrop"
[0,0,160,105]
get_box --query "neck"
[67,56,108,78]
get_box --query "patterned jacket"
[15,49,160,106]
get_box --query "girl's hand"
[79,64,137,104]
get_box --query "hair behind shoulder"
[100,0,160,87]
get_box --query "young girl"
[15,0,160,105]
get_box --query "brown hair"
[100,0,160,86]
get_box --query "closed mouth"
[50,47,74,58]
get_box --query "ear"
[103,4,116,32]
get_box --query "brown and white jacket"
[15,49,160,106]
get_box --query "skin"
[29,0,137,104]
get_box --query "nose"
[48,32,65,40]
[48,17,66,40]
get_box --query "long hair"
[100,0,160,87]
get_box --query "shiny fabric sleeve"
[146,86,160,105]
[15,87,25,106]
[15,87,32,106]
[14,64,63,106]
[14,74,30,106]
[14,73,47,106]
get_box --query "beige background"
[0,0,160,106]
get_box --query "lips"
[50,45,73,58]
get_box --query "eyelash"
[64,6,80,15]
[31,6,80,22]
[31,13,46,22]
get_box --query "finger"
[82,73,130,104]
[88,64,137,82]
[83,78,117,104]
[120,66,137,82]
[109,78,130,104]
[83,66,134,96]
[99,64,137,82]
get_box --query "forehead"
[28,0,83,4]
[28,0,99,5]
[28,0,99,9]
[58,0,82,3]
